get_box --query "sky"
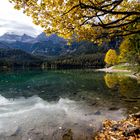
[0,0,43,37]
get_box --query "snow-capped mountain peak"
[0,33,35,43]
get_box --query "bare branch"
[96,14,132,28]
[79,2,140,15]
[62,4,80,16]
[103,17,140,29]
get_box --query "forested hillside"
[0,32,120,69]
[0,48,43,69]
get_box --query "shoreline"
[97,66,131,73]
[96,66,140,80]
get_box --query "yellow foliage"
[104,49,118,65]
[118,34,140,64]
[9,0,140,42]
[104,74,118,89]
[119,37,132,63]
[104,73,139,98]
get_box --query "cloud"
[0,18,42,36]
[0,19,35,30]
[0,0,42,36]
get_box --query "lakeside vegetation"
[104,34,140,73]
[1,0,140,139]
[112,64,131,71]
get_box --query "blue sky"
[0,0,42,36]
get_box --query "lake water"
[0,69,139,140]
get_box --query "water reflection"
[0,95,124,140]
[104,73,140,98]
[0,70,139,139]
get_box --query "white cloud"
[0,0,43,36]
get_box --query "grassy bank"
[112,64,131,70]
[97,63,140,81]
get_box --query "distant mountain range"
[0,33,34,43]
[0,32,68,56]
[0,32,120,69]
[0,32,119,57]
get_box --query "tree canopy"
[9,0,140,42]
[104,49,118,65]
[119,34,140,64]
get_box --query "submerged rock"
[62,129,73,140]
[108,107,119,111]
[94,111,101,115]
[11,127,21,136]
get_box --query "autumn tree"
[118,37,132,63]
[117,33,140,71]
[119,34,140,64]
[9,0,140,43]
[104,49,118,66]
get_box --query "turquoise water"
[0,69,139,140]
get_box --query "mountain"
[0,33,34,43]
[0,33,68,55]
[0,42,10,49]
[36,33,66,44]
[5,41,33,52]
[20,34,35,42]
[35,32,48,42]
[0,32,120,57]
[0,32,121,69]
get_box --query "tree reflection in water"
[104,73,140,98]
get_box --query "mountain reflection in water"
[0,69,139,140]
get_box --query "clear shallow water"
[0,69,139,140]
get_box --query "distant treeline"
[43,53,105,69]
[0,48,107,70]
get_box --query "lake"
[0,69,139,140]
